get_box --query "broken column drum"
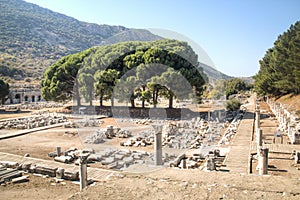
[56,147,61,157]
[152,124,163,166]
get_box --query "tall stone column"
[152,124,163,166]
[79,153,89,191]
[255,104,260,129]
[256,128,263,155]
[259,148,269,175]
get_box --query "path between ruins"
[222,97,255,174]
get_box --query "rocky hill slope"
[0,0,162,80]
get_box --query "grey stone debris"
[218,110,245,145]
[85,126,132,144]
[56,168,65,179]
[0,112,68,130]
[12,175,29,184]
[35,166,58,177]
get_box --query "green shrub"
[225,98,242,111]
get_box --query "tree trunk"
[100,96,103,107]
[111,97,114,107]
[142,85,145,108]
[130,99,135,108]
[89,91,93,106]
[152,86,156,108]
[142,100,145,108]
[169,93,173,108]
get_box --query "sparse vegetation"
[225,98,242,111]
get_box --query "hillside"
[0,0,233,84]
[198,62,232,82]
[0,0,162,81]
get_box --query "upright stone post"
[255,104,260,129]
[79,153,89,191]
[56,146,61,156]
[208,111,211,122]
[152,124,163,166]
[295,151,300,164]
[259,148,269,175]
[256,128,263,155]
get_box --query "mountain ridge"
[0,0,162,80]
[0,0,232,83]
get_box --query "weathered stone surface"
[12,175,29,184]
[35,166,57,177]
[63,170,79,181]
[54,156,73,163]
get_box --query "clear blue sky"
[25,0,300,77]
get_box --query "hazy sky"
[25,0,300,77]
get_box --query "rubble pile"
[20,102,65,110]
[0,113,68,130]
[49,147,94,164]
[0,160,79,185]
[218,111,245,145]
[162,118,224,149]
[73,118,103,127]
[118,117,224,149]
[116,118,154,125]
[48,147,177,171]
[121,130,154,147]
[85,126,132,144]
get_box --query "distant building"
[6,84,43,104]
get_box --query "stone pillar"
[152,124,163,166]
[256,128,263,155]
[208,111,211,122]
[295,151,300,164]
[249,155,253,174]
[255,105,260,129]
[259,148,269,175]
[206,156,216,171]
[79,154,89,191]
[56,147,61,156]
[182,159,187,169]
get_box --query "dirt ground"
[1,168,300,200]
[1,101,300,199]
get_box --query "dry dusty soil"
[1,168,300,200]
[1,102,300,199]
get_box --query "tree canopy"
[41,39,208,108]
[254,21,300,97]
[225,78,250,99]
